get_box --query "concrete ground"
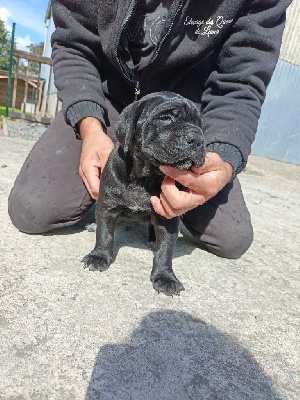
[0,136,299,400]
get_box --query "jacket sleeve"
[51,0,108,132]
[201,0,291,173]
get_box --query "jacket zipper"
[134,82,140,101]
[115,0,139,98]
[115,0,183,101]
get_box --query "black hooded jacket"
[51,0,291,174]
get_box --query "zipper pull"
[134,82,140,101]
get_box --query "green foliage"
[21,42,45,76]
[27,42,44,56]
[0,18,13,71]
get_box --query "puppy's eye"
[157,113,174,124]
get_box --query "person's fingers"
[98,137,115,170]
[160,177,190,209]
[82,170,100,199]
[79,158,101,199]
[152,153,234,218]
[82,175,94,199]
[161,167,226,201]
[161,176,187,203]
[151,191,204,218]
[79,165,94,198]
[159,192,188,218]
[159,166,199,189]
[160,176,207,208]
[87,167,101,199]
[79,125,114,200]
[196,152,222,173]
[150,196,171,218]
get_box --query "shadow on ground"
[85,311,280,400]
[42,205,196,260]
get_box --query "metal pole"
[5,22,16,118]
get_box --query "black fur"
[82,92,205,296]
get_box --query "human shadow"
[85,311,280,400]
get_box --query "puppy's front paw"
[85,222,97,232]
[82,250,111,272]
[147,240,156,251]
[151,272,185,296]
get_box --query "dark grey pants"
[8,111,253,259]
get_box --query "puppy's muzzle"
[181,131,205,168]
[186,132,204,151]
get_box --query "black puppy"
[82,92,205,296]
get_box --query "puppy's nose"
[186,134,204,150]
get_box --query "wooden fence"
[7,49,57,124]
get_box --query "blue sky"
[0,0,49,50]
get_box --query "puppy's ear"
[115,102,143,153]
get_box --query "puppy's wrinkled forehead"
[150,102,187,119]
[141,93,200,120]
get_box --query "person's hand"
[78,117,114,200]
[150,152,233,219]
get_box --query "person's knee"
[8,189,53,234]
[206,223,254,259]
